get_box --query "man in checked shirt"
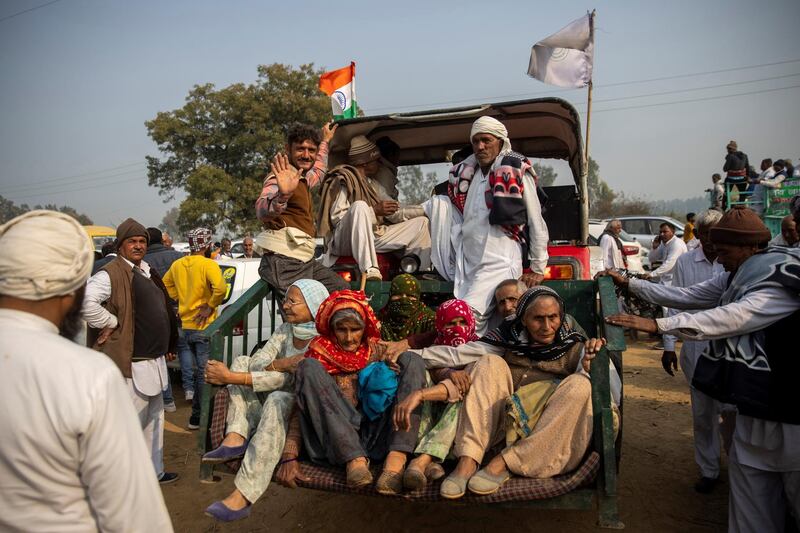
[255,122,348,295]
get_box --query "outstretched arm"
[628,274,728,310]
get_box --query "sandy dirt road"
[159,340,728,532]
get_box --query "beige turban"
[470,116,512,153]
[0,210,95,300]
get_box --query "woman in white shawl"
[202,279,329,522]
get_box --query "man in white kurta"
[0,210,172,532]
[599,219,626,270]
[324,135,431,281]
[606,207,800,533]
[449,117,549,335]
[647,222,688,285]
[657,210,735,493]
[83,218,177,483]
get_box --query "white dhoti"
[126,357,168,478]
[679,340,737,479]
[454,174,523,336]
[728,415,800,533]
[329,200,431,273]
[423,195,459,281]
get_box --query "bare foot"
[382,450,407,474]
[346,456,368,472]
[408,454,432,472]
[221,433,246,447]
[452,456,478,479]
[221,489,249,511]
[484,454,509,477]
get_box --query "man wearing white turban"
[0,210,172,532]
[436,116,549,333]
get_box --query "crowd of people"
[0,116,798,533]
[707,140,800,213]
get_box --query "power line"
[7,174,145,201]
[0,0,62,23]
[2,167,146,194]
[4,160,145,190]
[562,72,800,109]
[368,57,800,114]
[590,83,800,114]
[597,58,800,88]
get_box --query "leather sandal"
[346,459,373,489]
[375,469,404,495]
[402,464,427,491]
[425,462,445,481]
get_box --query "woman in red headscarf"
[276,290,427,496]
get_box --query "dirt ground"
[160,339,729,532]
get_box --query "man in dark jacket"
[723,140,749,204]
[144,227,185,412]
[144,227,185,277]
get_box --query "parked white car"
[171,241,191,253]
[604,216,685,248]
[215,258,281,357]
[587,222,647,276]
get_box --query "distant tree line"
[0,195,93,225]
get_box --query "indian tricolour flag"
[319,62,357,119]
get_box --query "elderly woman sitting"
[202,279,328,522]
[396,286,617,499]
[277,290,427,496]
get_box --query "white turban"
[470,116,512,153]
[0,210,95,301]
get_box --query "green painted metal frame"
[196,276,626,528]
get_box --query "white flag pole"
[579,9,595,244]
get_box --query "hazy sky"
[1,0,799,229]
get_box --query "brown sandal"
[402,464,427,491]
[425,462,445,481]
[346,459,373,489]
[375,470,404,495]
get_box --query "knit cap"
[709,206,771,245]
[348,135,381,165]
[116,218,149,248]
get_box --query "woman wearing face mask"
[202,279,329,522]
[396,286,617,499]
[403,298,478,491]
[277,290,427,496]
[379,274,436,341]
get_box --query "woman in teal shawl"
[379,274,436,341]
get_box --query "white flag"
[527,14,594,88]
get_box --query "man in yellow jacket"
[163,227,227,430]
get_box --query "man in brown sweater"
[254,123,348,295]
[83,218,180,484]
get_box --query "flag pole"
[580,9,595,244]
[584,10,595,159]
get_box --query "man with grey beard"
[0,210,172,532]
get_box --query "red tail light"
[622,245,638,256]
[544,264,574,280]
